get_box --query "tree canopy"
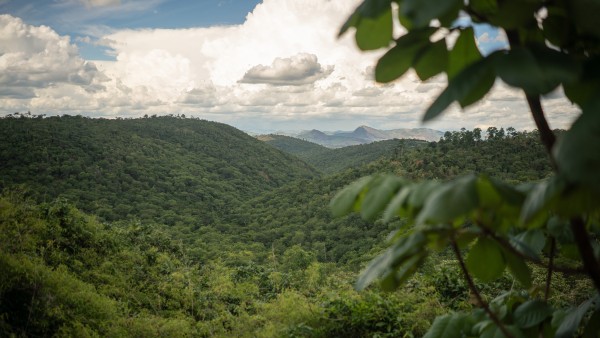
[334,0,600,337]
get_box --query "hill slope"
[296,126,444,148]
[0,115,318,225]
[256,134,330,159]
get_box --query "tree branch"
[570,217,600,292]
[545,237,556,300]
[451,240,515,338]
[525,95,556,166]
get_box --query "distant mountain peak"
[295,126,444,148]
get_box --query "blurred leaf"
[401,0,462,28]
[339,0,392,36]
[414,39,448,81]
[494,46,580,95]
[555,296,597,338]
[356,232,426,290]
[571,0,600,39]
[330,176,372,217]
[423,313,474,338]
[417,175,478,224]
[583,309,600,338]
[488,0,537,29]
[466,238,506,282]
[380,252,426,291]
[470,0,498,17]
[514,300,553,328]
[361,175,405,220]
[514,229,546,257]
[448,28,482,80]
[424,57,495,121]
[355,8,394,50]
[520,177,565,226]
[375,28,437,82]
[382,185,412,222]
[554,104,600,193]
[504,248,532,288]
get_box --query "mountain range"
[288,126,444,148]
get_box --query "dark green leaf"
[401,0,462,28]
[382,185,412,222]
[554,105,600,193]
[414,39,448,81]
[466,237,506,282]
[416,175,478,224]
[448,28,481,80]
[494,46,580,95]
[470,0,498,17]
[380,252,426,291]
[356,232,427,290]
[356,247,394,291]
[375,28,437,83]
[555,297,597,338]
[339,0,393,36]
[423,313,474,338]
[361,175,405,221]
[480,324,525,338]
[583,309,600,338]
[424,57,495,121]
[355,8,394,50]
[504,249,532,288]
[487,0,537,29]
[520,177,565,226]
[514,300,553,328]
[514,229,546,257]
[571,0,600,39]
[330,176,372,217]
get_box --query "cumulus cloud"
[239,53,333,86]
[0,1,582,132]
[0,15,104,94]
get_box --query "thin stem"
[545,237,556,300]
[451,240,515,338]
[525,94,557,169]
[570,217,600,292]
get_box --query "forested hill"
[260,135,428,174]
[0,115,318,225]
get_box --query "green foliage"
[337,0,600,336]
[0,115,318,225]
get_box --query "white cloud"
[239,53,333,86]
[0,15,105,97]
[0,1,582,133]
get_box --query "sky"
[0,0,580,133]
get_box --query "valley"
[0,115,585,337]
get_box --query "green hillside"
[0,115,318,225]
[257,134,331,160]
[261,135,429,175]
[1,122,573,338]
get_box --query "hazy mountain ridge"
[290,126,444,148]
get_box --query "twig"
[451,240,515,338]
[545,237,556,300]
[570,217,600,292]
[525,95,557,169]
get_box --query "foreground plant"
[333,0,600,337]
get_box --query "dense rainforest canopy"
[2,115,583,337]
